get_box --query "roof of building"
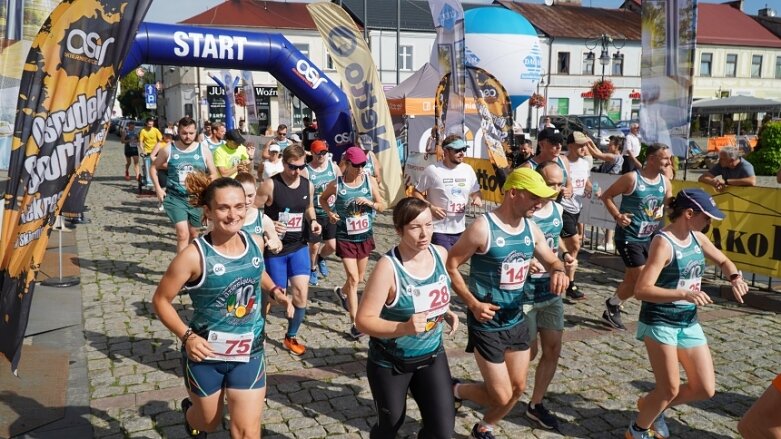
[698,3,781,48]
[752,15,781,40]
[497,1,641,40]
[336,0,487,32]
[181,0,322,30]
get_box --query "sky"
[146,0,768,24]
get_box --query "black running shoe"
[602,299,626,330]
[565,283,586,301]
[525,402,560,430]
[470,423,496,439]
[181,398,207,438]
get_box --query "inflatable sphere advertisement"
[464,7,543,110]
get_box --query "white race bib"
[447,200,466,216]
[637,221,658,238]
[346,214,370,235]
[178,164,194,185]
[206,330,254,363]
[411,279,450,318]
[674,277,701,305]
[499,260,531,290]
[279,212,304,232]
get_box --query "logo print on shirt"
[495,237,506,247]
[252,257,261,268]
[524,236,532,246]
[213,263,226,275]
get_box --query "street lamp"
[585,34,624,141]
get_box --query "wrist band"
[729,271,742,281]
[270,285,284,301]
[181,328,194,344]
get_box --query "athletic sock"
[632,422,648,432]
[478,421,494,432]
[608,295,621,306]
[286,306,306,337]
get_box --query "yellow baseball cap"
[503,167,558,198]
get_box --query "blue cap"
[677,188,724,220]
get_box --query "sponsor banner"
[463,157,502,203]
[641,0,698,157]
[308,2,404,206]
[427,0,466,136]
[467,67,512,169]
[0,0,151,373]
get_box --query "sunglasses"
[315,151,329,156]
[446,147,468,154]
[287,163,307,171]
[350,162,366,168]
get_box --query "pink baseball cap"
[343,146,367,164]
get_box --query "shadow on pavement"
[84,330,183,379]
[79,257,165,285]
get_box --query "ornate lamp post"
[585,35,624,140]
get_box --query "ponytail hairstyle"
[234,171,256,187]
[186,172,244,207]
[667,191,688,221]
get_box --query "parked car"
[615,119,639,135]
[118,119,143,138]
[540,114,625,150]
[109,117,123,134]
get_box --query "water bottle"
[591,182,599,199]
[278,208,289,240]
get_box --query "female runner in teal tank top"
[152,174,293,438]
[627,189,748,439]
[356,197,458,438]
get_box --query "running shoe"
[317,256,329,277]
[283,336,306,355]
[602,299,626,330]
[308,270,319,287]
[180,398,206,438]
[625,421,655,439]
[565,283,586,301]
[349,325,364,339]
[470,423,496,439]
[124,171,130,181]
[158,203,165,212]
[652,411,670,438]
[525,402,560,430]
[333,287,349,311]
[452,378,463,409]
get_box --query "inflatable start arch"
[120,22,354,157]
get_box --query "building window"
[294,43,309,57]
[776,56,781,79]
[612,56,624,76]
[326,54,335,70]
[557,52,570,74]
[548,97,569,115]
[700,53,712,77]
[726,54,737,77]
[752,55,763,78]
[398,45,413,71]
[583,98,596,115]
[582,53,594,75]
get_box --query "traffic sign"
[144,83,157,110]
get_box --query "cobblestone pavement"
[76,138,780,438]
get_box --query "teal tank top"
[363,152,376,177]
[528,156,569,187]
[525,202,564,304]
[617,171,666,243]
[369,246,451,367]
[241,209,264,237]
[639,231,703,328]
[166,143,208,197]
[187,232,266,356]
[204,138,225,153]
[468,213,536,331]
[334,176,374,242]
[306,160,337,218]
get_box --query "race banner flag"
[0,0,152,374]
[433,71,450,157]
[277,83,293,127]
[427,0,466,137]
[308,2,404,206]
[467,66,512,169]
[241,71,259,134]
[640,0,698,157]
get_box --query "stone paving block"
[122,416,155,433]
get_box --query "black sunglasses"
[315,151,329,156]
[446,147,468,153]
[287,163,307,171]
[350,161,366,168]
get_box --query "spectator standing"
[263,124,291,160]
[301,117,318,152]
[260,143,284,181]
[698,146,756,191]
[622,123,642,173]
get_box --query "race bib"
[447,200,466,216]
[346,214,370,235]
[499,259,531,290]
[531,249,558,279]
[177,164,194,185]
[206,330,254,363]
[279,212,304,232]
[412,280,450,318]
[574,178,586,189]
[637,221,658,238]
[674,277,701,305]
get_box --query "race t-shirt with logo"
[306,160,337,218]
[241,209,264,237]
[334,176,375,243]
[525,202,564,304]
[369,245,451,368]
[415,162,480,234]
[560,157,590,214]
[264,174,310,256]
[639,231,703,328]
[204,137,225,153]
[186,231,265,360]
[165,142,208,197]
[468,213,536,331]
[616,170,667,243]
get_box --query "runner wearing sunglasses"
[303,140,341,286]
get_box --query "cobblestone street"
[69,138,780,438]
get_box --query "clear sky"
[145,0,767,24]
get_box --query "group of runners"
[145,117,778,438]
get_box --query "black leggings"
[366,353,455,439]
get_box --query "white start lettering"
[173,31,248,60]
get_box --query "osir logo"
[213,263,226,276]
[294,59,327,90]
[334,132,352,145]
[66,29,115,66]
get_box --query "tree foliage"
[746,121,781,176]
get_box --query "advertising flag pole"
[40,216,80,288]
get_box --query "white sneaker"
[605,243,615,252]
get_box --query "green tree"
[746,121,781,175]
[118,70,155,119]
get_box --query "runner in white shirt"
[413,134,482,250]
[559,132,594,301]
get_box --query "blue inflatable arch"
[120,22,354,158]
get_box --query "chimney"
[759,7,776,17]
[725,1,744,12]
[554,0,582,5]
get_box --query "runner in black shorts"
[121,121,140,181]
[303,140,340,286]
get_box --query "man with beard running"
[447,168,568,439]
[152,116,218,253]
[600,143,673,330]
